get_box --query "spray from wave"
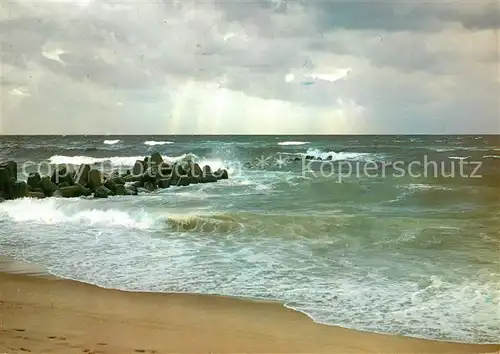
[46,153,239,177]
[48,153,203,167]
[48,155,142,166]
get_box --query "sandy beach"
[1,260,498,354]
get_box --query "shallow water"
[0,135,499,343]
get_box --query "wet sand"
[1,258,499,354]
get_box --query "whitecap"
[103,140,120,145]
[47,153,235,176]
[48,154,197,166]
[277,141,309,146]
[303,148,379,162]
[434,148,456,152]
[0,197,156,229]
[144,140,174,146]
[404,184,452,192]
[48,155,144,166]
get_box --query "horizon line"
[0,133,498,136]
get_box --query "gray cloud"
[1,0,499,134]
[316,1,500,32]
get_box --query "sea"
[0,135,499,344]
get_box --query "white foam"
[144,140,174,146]
[48,153,198,166]
[1,195,499,344]
[0,197,156,229]
[303,148,377,162]
[386,184,453,203]
[103,139,120,145]
[46,154,234,176]
[277,141,309,146]
[401,184,453,197]
[449,156,469,160]
[483,155,500,159]
[405,184,449,191]
[196,157,239,176]
[48,155,145,166]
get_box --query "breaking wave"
[103,139,120,145]
[144,140,174,146]
[45,153,239,177]
[277,141,309,146]
[48,153,209,167]
[0,197,156,229]
[48,155,142,166]
[300,148,383,162]
[0,199,246,234]
[166,214,244,233]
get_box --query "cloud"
[1,0,498,134]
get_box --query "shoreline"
[1,256,499,354]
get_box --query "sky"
[1,0,499,134]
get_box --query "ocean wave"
[46,153,239,178]
[103,139,120,145]
[0,197,156,229]
[0,198,245,234]
[433,147,492,152]
[385,184,454,204]
[483,155,500,159]
[47,153,198,166]
[433,148,456,152]
[288,274,500,344]
[301,148,381,162]
[0,196,358,237]
[277,141,309,146]
[48,155,145,166]
[0,198,344,236]
[404,184,453,192]
[144,140,174,146]
[166,213,244,233]
[165,211,356,237]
